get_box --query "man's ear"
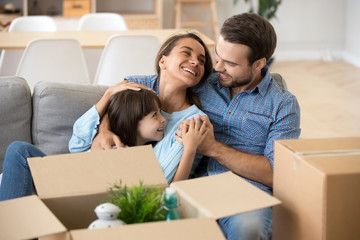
[159,55,166,70]
[254,57,267,70]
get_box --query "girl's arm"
[172,115,208,182]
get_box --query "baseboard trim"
[343,52,360,68]
[275,49,360,68]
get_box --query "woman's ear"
[159,55,166,70]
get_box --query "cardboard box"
[273,137,360,240]
[0,145,280,239]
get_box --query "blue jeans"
[0,141,46,201]
[218,207,272,240]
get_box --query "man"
[93,13,300,240]
[178,13,301,239]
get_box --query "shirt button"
[227,111,231,114]
[224,128,228,132]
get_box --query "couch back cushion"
[32,81,108,155]
[0,77,32,172]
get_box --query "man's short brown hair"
[220,13,277,64]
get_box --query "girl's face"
[136,106,166,145]
[159,38,206,88]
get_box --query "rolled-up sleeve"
[68,105,100,153]
[264,94,301,169]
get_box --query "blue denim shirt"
[192,68,301,194]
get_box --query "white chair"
[94,35,161,86]
[77,13,128,31]
[78,13,128,83]
[16,38,90,92]
[0,16,57,76]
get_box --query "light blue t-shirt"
[69,75,207,183]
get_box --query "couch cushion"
[0,76,32,172]
[32,81,108,155]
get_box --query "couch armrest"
[0,76,32,172]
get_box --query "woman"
[70,32,213,183]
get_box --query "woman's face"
[136,106,166,145]
[159,38,206,88]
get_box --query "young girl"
[70,88,208,184]
[107,89,165,147]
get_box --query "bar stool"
[174,0,219,40]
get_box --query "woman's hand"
[107,80,155,97]
[91,114,124,151]
[91,128,123,151]
[96,80,155,118]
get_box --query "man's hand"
[196,115,217,156]
[181,115,208,152]
[176,115,216,156]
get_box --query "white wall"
[163,0,360,66]
[344,0,360,67]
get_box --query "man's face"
[214,35,256,92]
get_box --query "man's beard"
[218,72,253,88]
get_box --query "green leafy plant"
[105,181,166,224]
[233,0,282,21]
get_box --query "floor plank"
[269,60,360,138]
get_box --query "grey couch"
[0,73,287,173]
[0,76,108,172]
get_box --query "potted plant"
[105,180,166,224]
[233,0,282,21]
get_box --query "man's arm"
[196,116,273,187]
[176,94,301,188]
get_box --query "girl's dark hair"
[107,89,161,147]
[155,32,213,109]
[220,13,277,65]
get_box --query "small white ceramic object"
[88,203,125,229]
[4,3,16,12]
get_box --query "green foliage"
[105,181,166,224]
[233,0,282,21]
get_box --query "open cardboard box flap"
[0,195,66,240]
[170,171,280,219]
[29,145,167,199]
[1,145,280,239]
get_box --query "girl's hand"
[178,115,208,152]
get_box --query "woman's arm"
[68,106,101,152]
[172,115,208,182]
[91,80,155,150]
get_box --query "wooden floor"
[269,60,360,139]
